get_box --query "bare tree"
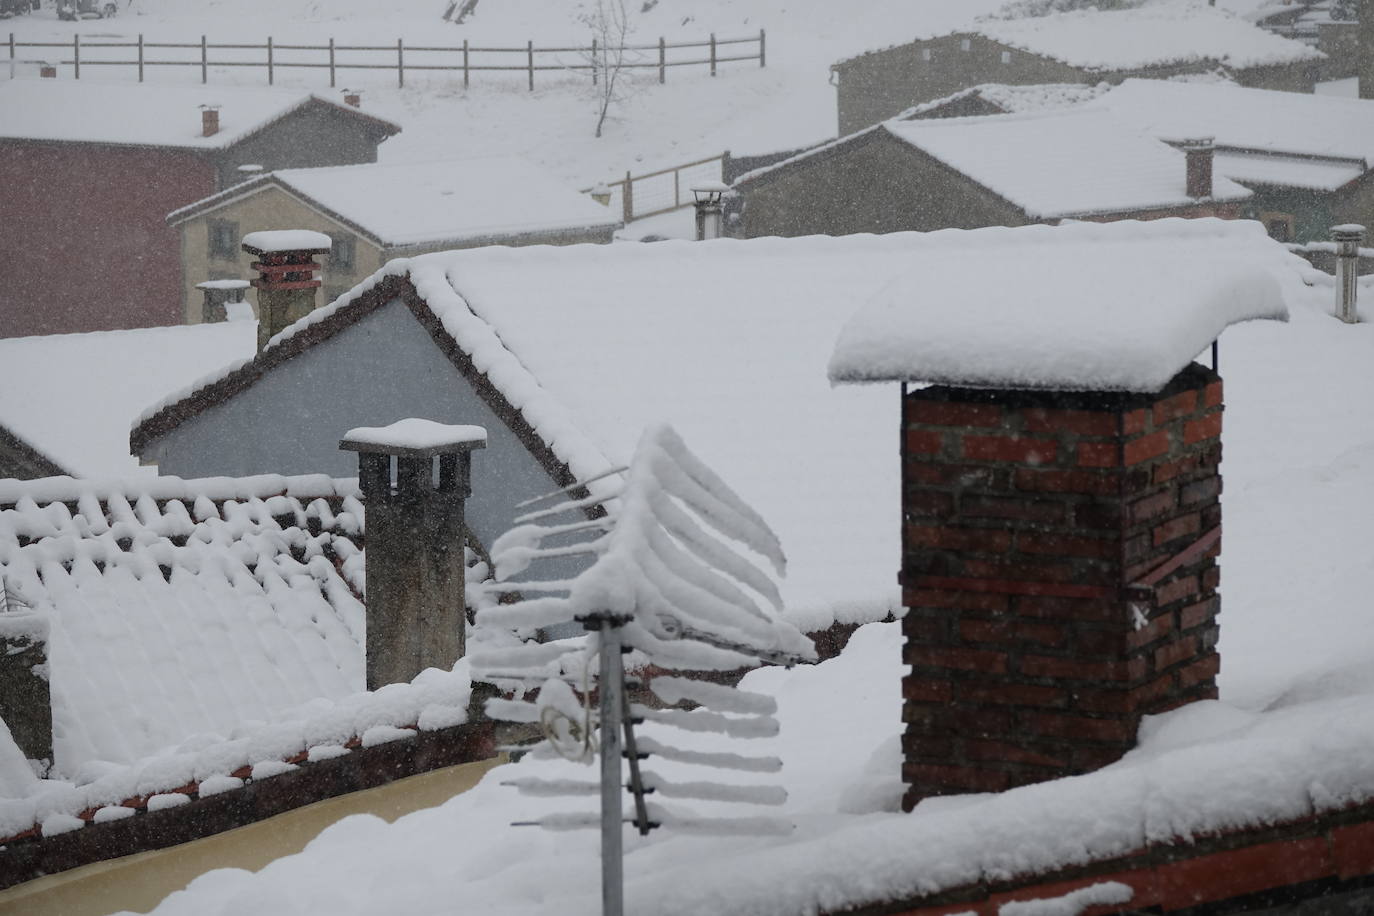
[583,0,632,138]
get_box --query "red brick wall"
[901,363,1222,810]
[0,140,217,338]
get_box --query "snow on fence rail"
[4,29,765,90]
[591,153,726,223]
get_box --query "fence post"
[527,39,533,91]
[329,37,335,88]
[200,35,208,83]
[462,38,469,88]
[622,170,633,223]
[591,36,597,85]
[73,33,79,79]
[658,36,665,83]
[9,32,14,71]
[709,32,716,76]
[673,167,679,209]
[138,33,144,82]
[267,36,274,85]
[397,38,404,89]
[759,28,766,67]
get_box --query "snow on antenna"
[0,576,32,614]
[472,423,814,916]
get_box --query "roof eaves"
[732,123,888,189]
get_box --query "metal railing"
[5,29,765,89]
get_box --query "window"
[207,219,238,261]
[1261,212,1295,243]
[921,47,932,62]
[330,234,356,272]
[960,38,971,52]
[1000,50,1012,64]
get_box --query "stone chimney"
[899,364,1223,809]
[340,419,487,690]
[1180,138,1214,199]
[0,610,53,771]
[196,278,251,324]
[201,105,220,138]
[241,230,332,352]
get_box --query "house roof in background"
[1093,78,1374,167]
[0,320,257,478]
[883,107,1253,219]
[917,81,1110,115]
[135,220,1313,637]
[972,1,1324,71]
[168,158,622,247]
[0,81,400,150]
[1215,149,1366,192]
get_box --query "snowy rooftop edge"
[829,219,1292,391]
[0,473,359,508]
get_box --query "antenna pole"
[597,617,625,916]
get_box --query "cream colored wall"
[0,755,504,916]
[177,186,383,324]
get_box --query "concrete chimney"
[1362,0,1374,99]
[201,105,221,138]
[340,420,487,690]
[1332,223,1366,323]
[241,230,332,352]
[1180,138,1214,199]
[899,364,1223,808]
[0,610,53,772]
[196,278,251,324]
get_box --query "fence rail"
[5,29,765,89]
[589,153,727,223]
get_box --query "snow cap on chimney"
[200,104,221,138]
[1179,137,1214,199]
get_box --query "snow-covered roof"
[950,81,1110,113]
[0,81,398,150]
[1093,79,1374,173]
[828,220,1288,391]
[0,321,256,477]
[973,1,1324,71]
[0,475,366,775]
[139,219,1312,636]
[171,158,622,248]
[1214,150,1366,192]
[881,108,1253,219]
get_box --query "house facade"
[0,81,398,338]
[167,159,621,321]
[832,5,1324,135]
[734,108,1249,239]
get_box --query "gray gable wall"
[144,298,571,551]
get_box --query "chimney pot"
[196,278,251,324]
[39,64,56,78]
[340,421,488,690]
[241,230,332,351]
[201,106,220,138]
[1180,137,1214,199]
[1332,223,1366,323]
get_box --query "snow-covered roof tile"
[973,1,1324,71]
[828,219,1290,392]
[0,320,257,478]
[231,158,621,247]
[882,108,1253,219]
[0,474,366,775]
[0,81,397,150]
[1093,78,1374,167]
[1214,150,1365,192]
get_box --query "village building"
[1093,78,1374,243]
[0,81,399,338]
[830,3,1324,136]
[166,158,622,323]
[733,107,1250,239]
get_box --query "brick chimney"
[343,90,362,108]
[0,610,53,771]
[899,363,1223,809]
[340,420,487,690]
[201,105,220,138]
[241,230,332,352]
[1180,138,1214,199]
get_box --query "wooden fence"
[591,153,727,223]
[4,29,765,89]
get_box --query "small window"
[1262,213,1294,243]
[330,234,356,272]
[960,38,971,52]
[1000,50,1012,64]
[921,47,932,62]
[207,219,239,261]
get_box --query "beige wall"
[0,755,504,916]
[177,186,384,324]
